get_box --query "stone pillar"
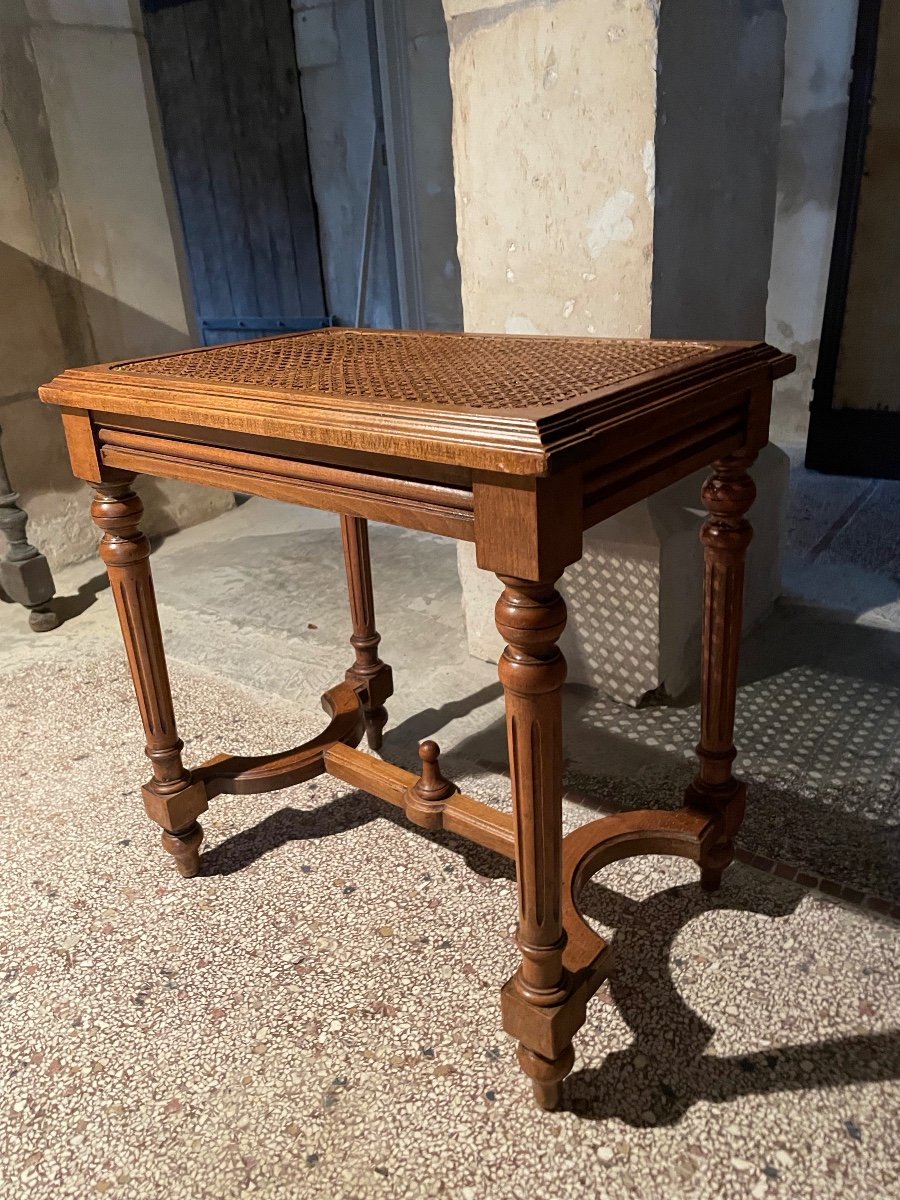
[445,0,790,703]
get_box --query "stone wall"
[0,0,232,572]
[442,0,859,449]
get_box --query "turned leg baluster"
[0,427,59,632]
[340,515,393,750]
[91,479,207,877]
[684,451,757,891]
[496,575,572,1109]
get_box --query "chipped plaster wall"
[765,0,858,446]
[444,0,788,344]
[444,0,854,452]
[0,0,232,572]
[443,0,657,339]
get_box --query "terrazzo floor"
[1,494,899,1198]
[3,654,900,1199]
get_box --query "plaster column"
[446,0,791,703]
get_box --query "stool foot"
[364,705,388,751]
[517,1042,574,1111]
[699,837,734,892]
[161,821,204,878]
[28,605,60,632]
[700,865,724,892]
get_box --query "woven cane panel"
[110,329,717,411]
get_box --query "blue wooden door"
[141,0,329,343]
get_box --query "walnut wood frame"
[41,328,793,1109]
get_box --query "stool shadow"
[384,681,504,757]
[199,787,516,883]
[200,790,900,1127]
[50,572,109,624]
[566,876,900,1125]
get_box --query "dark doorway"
[141,0,329,344]
[807,0,900,480]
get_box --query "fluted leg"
[683,451,757,890]
[0,428,58,632]
[340,515,393,749]
[496,575,571,1109]
[91,479,207,876]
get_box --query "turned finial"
[405,740,456,830]
[415,741,455,802]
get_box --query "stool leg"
[91,479,206,877]
[496,575,572,1109]
[683,451,757,890]
[340,515,393,750]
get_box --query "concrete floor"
[1,471,899,1198]
[783,450,900,629]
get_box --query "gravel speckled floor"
[3,653,900,1199]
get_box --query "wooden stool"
[40,328,793,1109]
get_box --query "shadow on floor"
[377,606,900,904]
[49,533,177,627]
[199,785,516,884]
[50,572,110,624]
[393,682,900,906]
[200,795,900,1127]
[736,601,900,694]
[565,877,900,1125]
[386,681,504,751]
[560,753,900,910]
